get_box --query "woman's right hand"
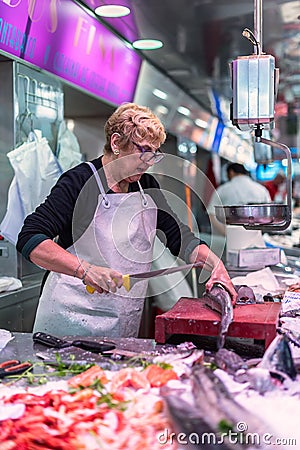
[80,264,124,294]
[29,242,124,294]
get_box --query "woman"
[17,103,236,337]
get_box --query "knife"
[33,332,116,354]
[86,260,205,294]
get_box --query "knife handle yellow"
[86,285,96,294]
[86,275,130,294]
[122,274,131,292]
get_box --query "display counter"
[1,332,299,450]
[0,273,43,333]
[0,332,166,367]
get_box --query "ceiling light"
[132,39,163,50]
[94,5,131,18]
[152,88,167,100]
[66,119,75,132]
[195,118,208,128]
[178,143,188,153]
[155,105,169,115]
[177,106,190,116]
[189,143,197,154]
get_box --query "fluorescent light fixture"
[132,39,163,50]
[152,88,167,100]
[195,118,208,128]
[67,119,75,132]
[95,5,131,18]
[177,106,190,116]
[155,105,169,115]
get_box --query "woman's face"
[111,134,163,183]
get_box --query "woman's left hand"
[205,260,237,305]
[189,244,237,305]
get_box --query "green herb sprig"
[1,353,94,386]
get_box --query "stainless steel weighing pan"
[215,203,289,227]
[215,138,292,232]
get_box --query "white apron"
[33,162,157,337]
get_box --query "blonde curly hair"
[104,103,166,154]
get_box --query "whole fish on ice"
[214,348,248,375]
[161,365,277,449]
[234,333,297,393]
[258,334,297,381]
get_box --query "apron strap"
[86,162,110,208]
[86,162,148,208]
[137,181,148,207]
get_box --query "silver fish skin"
[191,366,276,449]
[153,348,204,376]
[280,308,300,318]
[203,283,234,349]
[234,367,276,394]
[215,348,248,375]
[161,392,233,450]
[258,334,297,381]
[278,326,300,348]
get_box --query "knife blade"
[86,260,205,294]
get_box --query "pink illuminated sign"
[0,0,141,105]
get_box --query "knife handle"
[86,285,96,294]
[122,274,130,292]
[86,275,131,294]
[33,332,70,349]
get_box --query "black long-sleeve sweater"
[17,157,206,263]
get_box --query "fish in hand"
[202,283,234,349]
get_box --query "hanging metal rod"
[254,0,262,54]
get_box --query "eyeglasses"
[132,142,164,164]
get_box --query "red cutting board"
[155,297,281,348]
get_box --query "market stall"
[0,327,300,449]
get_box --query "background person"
[263,171,286,202]
[207,162,271,236]
[17,103,237,338]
